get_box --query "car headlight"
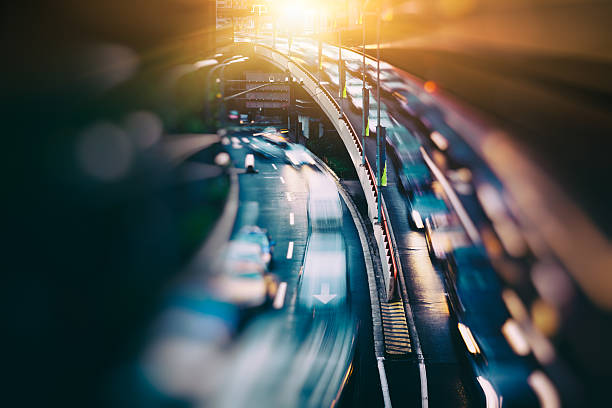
[411,210,424,229]
[476,376,499,408]
[458,322,481,354]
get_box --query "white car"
[213,241,274,308]
[285,144,315,167]
[368,110,395,134]
[307,174,343,231]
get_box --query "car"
[424,212,471,262]
[212,241,277,309]
[386,126,422,167]
[234,226,275,268]
[297,232,348,313]
[367,63,401,83]
[397,161,432,196]
[394,88,427,117]
[407,189,448,230]
[248,137,286,160]
[344,58,364,74]
[442,245,545,407]
[367,102,395,134]
[380,80,411,95]
[350,88,374,111]
[307,174,343,231]
[344,76,366,110]
[285,143,315,167]
[321,61,340,85]
[262,133,288,148]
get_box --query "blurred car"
[321,61,339,85]
[380,80,411,95]
[262,133,289,148]
[248,137,286,160]
[234,226,275,268]
[350,88,375,112]
[367,102,395,134]
[397,161,432,196]
[344,76,365,111]
[407,190,448,230]
[344,58,364,74]
[297,232,348,313]
[394,88,427,118]
[443,245,545,407]
[386,126,422,167]
[307,174,343,231]
[213,241,276,309]
[424,212,471,262]
[367,62,401,83]
[285,143,315,167]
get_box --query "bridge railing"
[253,43,398,299]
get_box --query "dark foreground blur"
[2,1,223,406]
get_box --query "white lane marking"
[286,192,292,201]
[241,137,250,143]
[286,242,294,259]
[273,282,288,309]
[289,212,294,225]
[272,163,278,170]
[377,357,393,408]
[280,176,285,184]
[231,137,240,144]
[221,137,230,145]
[232,143,242,149]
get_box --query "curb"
[312,155,392,408]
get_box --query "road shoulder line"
[381,194,429,408]
[313,156,392,408]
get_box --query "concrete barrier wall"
[253,44,398,298]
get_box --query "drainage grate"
[381,301,412,355]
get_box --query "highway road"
[235,33,594,406]
[261,35,479,407]
[214,127,384,407]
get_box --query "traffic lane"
[337,184,384,407]
[384,186,475,408]
[288,171,381,407]
[224,137,375,406]
[316,69,476,406]
[226,133,309,306]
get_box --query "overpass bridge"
[196,32,607,407]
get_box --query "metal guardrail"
[252,43,399,295]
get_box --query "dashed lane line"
[286,242,294,259]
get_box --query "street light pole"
[338,18,343,117]
[376,6,382,222]
[317,12,322,84]
[361,1,368,165]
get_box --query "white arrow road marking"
[313,282,337,304]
